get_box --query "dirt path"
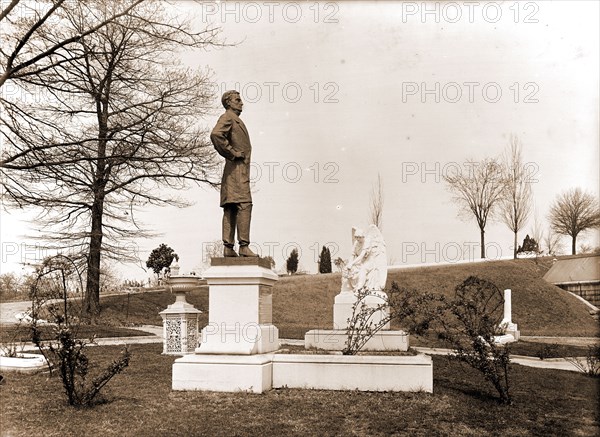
[520,335,599,346]
[0,300,33,325]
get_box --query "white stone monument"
[172,257,279,392]
[497,288,520,342]
[171,256,432,393]
[305,225,409,351]
[334,225,390,329]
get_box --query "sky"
[1,1,599,280]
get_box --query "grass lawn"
[0,324,154,344]
[409,335,596,359]
[0,343,598,436]
[508,341,597,359]
[0,292,26,304]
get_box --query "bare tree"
[544,229,563,256]
[499,135,533,259]
[444,159,506,258]
[530,209,545,253]
[1,1,222,317]
[578,243,594,255]
[548,188,600,255]
[369,173,384,229]
[0,0,148,89]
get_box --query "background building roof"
[543,255,600,284]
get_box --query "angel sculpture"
[341,224,387,294]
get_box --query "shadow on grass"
[433,356,505,404]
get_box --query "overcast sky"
[1,1,598,279]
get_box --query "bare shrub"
[564,346,600,377]
[30,255,131,407]
[437,276,512,404]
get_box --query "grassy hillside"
[99,286,209,327]
[272,258,599,338]
[97,259,598,339]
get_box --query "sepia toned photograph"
[1,1,598,436]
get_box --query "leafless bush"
[564,346,600,377]
[30,255,131,407]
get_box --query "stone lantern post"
[159,262,203,355]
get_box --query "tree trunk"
[572,236,577,255]
[513,231,518,259]
[84,96,108,319]
[480,228,485,259]
[83,196,104,318]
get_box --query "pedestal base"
[305,329,409,351]
[272,354,432,392]
[173,354,273,393]
[197,324,279,354]
[333,291,390,330]
[500,321,520,342]
[506,329,520,341]
[172,352,433,393]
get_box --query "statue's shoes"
[239,246,259,257]
[224,247,239,257]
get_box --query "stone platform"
[173,353,273,393]
[209,256,272,269]
[173,352,433,393]
[172,257,432,394]
[304,329,409,351]
[272,353,432,392]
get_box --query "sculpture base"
[506,329,520,341]
[197,258,279,355]
[304,329,409,352]
[173,354,273,393]
[500,321,520,341]
[172,352,432,393]
[272,353,432,392]
[333,291,390,330]
[494,334,517,344]
[196,324,279,354]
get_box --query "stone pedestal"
[333,290,390,330]
[160,293,201,355]
[306,289,408,352]
[173,257,279,392]
[499,288,520,341]
[173,354,274,393]
[196,257,279,354]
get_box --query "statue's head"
[354,228,365,241]
[221,90,242,112]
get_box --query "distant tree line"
[445,134,599,258]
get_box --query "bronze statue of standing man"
[210,90,258,257]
